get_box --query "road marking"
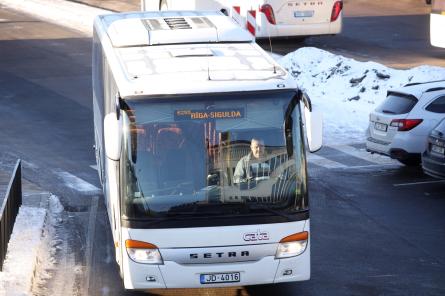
[84,195,99,296]
[56,171,100,194]
[308,145,401,169]
[343,163,400,169]
[393,180,445,187]
[368,274,397,278]
[334,145,396,165]
[307,153,347,169]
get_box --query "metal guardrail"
[0,160,22,271]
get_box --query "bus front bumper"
[122,251,310,289]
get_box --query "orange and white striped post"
[246,9,256,37]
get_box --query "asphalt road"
[0,2,444,296]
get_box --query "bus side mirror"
[104,113,122,160]
[302,93,323,152]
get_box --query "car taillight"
[260,4,276,25]
[331,1,343,22]
[390,119,423,131]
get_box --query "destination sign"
[175,108,245,121]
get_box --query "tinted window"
[426,95,445,113]
[120,91,308,227]
[433,118,445,133]
[375,93,418,115]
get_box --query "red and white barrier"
[231,6,257,37]
[246,10,256,36]
[231,6,243,26]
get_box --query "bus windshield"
[121,90,308,227]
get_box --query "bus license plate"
[375,122,388,132]
[200,272,240,284]
[432,144,445,155]
[294,10,314,18]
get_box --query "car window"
[425,95,445,113]
[434,118,445,133]
[375,93,418,115]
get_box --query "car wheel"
[397,157,421,166]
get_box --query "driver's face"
[251,140,264,159]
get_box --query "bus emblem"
[243,230,270,241]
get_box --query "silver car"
[422,118,445,178]
[366,80,445,166]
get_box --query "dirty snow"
[0,195,63,296]
[0,207,46,296]
[279,47,445,145]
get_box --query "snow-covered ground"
[279,47,445,145]
[0,195,63,296]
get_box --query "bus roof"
[94,11,296,97]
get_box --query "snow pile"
[279,47,445,145]
[0,207,46,296]
[31,195,64,295]
[0,195,63,296]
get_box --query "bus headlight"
[125,240,164,264]
[275,231,308,259]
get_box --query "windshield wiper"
[381,109,396,114]
[166,211,223,216]
[166,202,247,216]
[248,206,300,221]
[160,202,305,221]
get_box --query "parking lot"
[0,0,444,295]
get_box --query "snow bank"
[0,207,46,296]
[279,47,445,145]
[0,195,62,296]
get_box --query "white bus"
[93,10,322,290]
[141,0,343,38]
[429,0,445,48]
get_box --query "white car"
[366,80,445,165]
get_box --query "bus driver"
[233,138,270,184]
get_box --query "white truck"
[141,0,343,38]
[93,10,322,290]
[428,0,445,48]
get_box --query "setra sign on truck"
[93,10,322,290]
